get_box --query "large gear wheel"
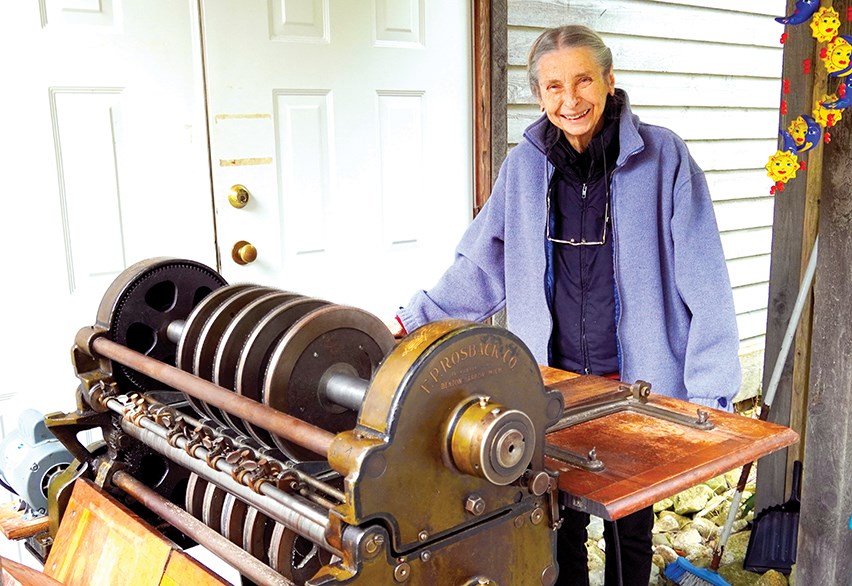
[96,257,227,393]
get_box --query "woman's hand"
[384,315,407,339]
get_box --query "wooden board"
[541,369,799,521]
[160,551,231,586]
[43,479,228,586]
[0,502,48,541]
[1,557,64,586]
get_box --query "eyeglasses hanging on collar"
[546,190,610,246]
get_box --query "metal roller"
[268,522,333,584]
[185,473,209,520]
[202,481,229,535]
[221,492,250,545]
[176,284,253,418]
[213,291,302,435]
[236,298,330,447]
[263,304,395,460]
[192,286,278,425]
[243,506,277,565]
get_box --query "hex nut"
[465,494,486,516]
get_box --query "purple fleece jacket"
[398,90,741,409]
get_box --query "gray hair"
[527,25,613,100]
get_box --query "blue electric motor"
[0,409,73,515]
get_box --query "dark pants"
[555,506,654,586]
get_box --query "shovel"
[743,459,802,574]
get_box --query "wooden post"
[756,0,817,512]
[474,0,492,217]
[490,0,508,184]
[797,75,852,581]
[796,3,852,576]
[473,0,508,217]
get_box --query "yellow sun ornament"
[814,94,844,127]
[820,36,852,77]
[787,117,809,148]
[765,150,799,185]
[810,7,841,43]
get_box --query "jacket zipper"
[580,182,590,374]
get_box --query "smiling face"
[765,150,799,183]
[826,38,852,74]
[788,117,808,147]
[811,7,841,42]
[537,46,615,153]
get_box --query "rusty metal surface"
[541,371,800,521]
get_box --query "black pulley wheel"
[96,258,227,393]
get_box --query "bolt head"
[530,507,544,525]
[465,494,486,516]
[393,562,411,582]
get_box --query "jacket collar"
[524,88,643,168]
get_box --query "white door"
[0,0,473,570]
[202,0,473,316]
[0,0,214,565]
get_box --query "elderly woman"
[394,25,740,584]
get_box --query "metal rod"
[108,402,338,550]
[549,398,713,433]
[321,372,369,412]
[166,319,186,344]
[295,470,346,504]
[111,470,295,586]
[92,337,335,457]
[134,396,346,505]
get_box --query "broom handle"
[762,235,819,410]
[710,235,818,571]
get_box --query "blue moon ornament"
[798,115,822,152]
[776,0,821,25]
[823,77,852,110]
[780,130,799,154]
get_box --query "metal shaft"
[322,371,370,411]
[111,470,295,586]
[92,337,335,457]
[111,402,337,547]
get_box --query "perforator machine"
[0,258,798,586]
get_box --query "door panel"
[0,2,215,564]
[0,3,474,567]
[203,0,473,315]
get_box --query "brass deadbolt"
[228,184,250,208]
[232,241,257,265]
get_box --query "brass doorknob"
[232,241,257,265]
[228,184,250,208]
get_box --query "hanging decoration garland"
[765,4,850,194]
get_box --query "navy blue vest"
[546,96,621,375]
